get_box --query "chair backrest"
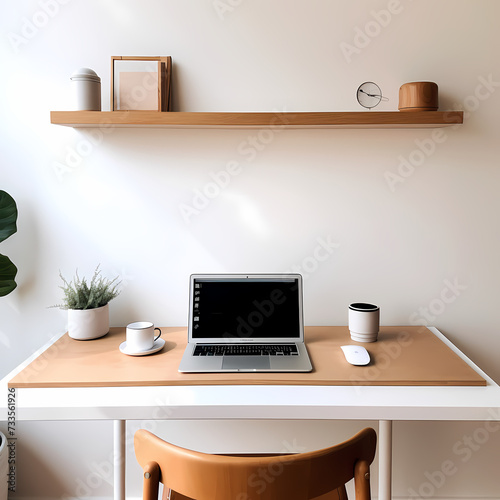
[134,427,377,500]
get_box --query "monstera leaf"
[0,190,18,296]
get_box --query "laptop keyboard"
[193,344,299,356]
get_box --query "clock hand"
[360,89,380,97]
[360,89,389,101]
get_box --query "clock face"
[357,82,383,109]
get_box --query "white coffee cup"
[348,303,380,342]
[126,322,161,352]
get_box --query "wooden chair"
[134,427,377,500]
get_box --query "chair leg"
[143,461,160,500]
[337,485,348,500]
[354,460,371,500]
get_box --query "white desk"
[3,327,500,500]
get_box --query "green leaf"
[0,254,18,297]
[53,266,121,309]
[0,190,18,244]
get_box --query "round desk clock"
[356,82,388,109]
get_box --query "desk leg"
[114,420,126,500]
[379,420,393,500]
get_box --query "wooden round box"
[399,82,438,111]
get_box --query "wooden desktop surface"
[8,326,486,388]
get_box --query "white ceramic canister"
[70,67,101,111]
[348,302,380,342]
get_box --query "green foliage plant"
[55,266,120,310]
[0,190,18,296]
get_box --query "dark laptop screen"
[191,277,301,340]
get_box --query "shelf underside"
[50,111,464,129]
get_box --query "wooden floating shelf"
[50,110,464,129]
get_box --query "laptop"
[178,274,313,373]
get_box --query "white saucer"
[119,338,165,356]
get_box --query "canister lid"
[70,68,101,82]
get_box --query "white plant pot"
[0,431,8,500]
[68,304,109,340]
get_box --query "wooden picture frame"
[111,56,171,111]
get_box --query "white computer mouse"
[341,345,370,366]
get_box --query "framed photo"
[111,56,171,111]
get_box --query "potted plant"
[0,190,18,297]
[54,266,120,340]
[0,190,17,500]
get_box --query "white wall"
[1,0,500,498]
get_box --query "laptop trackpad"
[222,356,270,371]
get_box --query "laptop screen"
[190,275,302,340]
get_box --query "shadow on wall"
[10,421,113,499]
